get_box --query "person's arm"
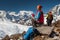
[52,15,53,20]
[35,12,41,20]
[46,14,48,19]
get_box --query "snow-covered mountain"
[7,11,33,25]
[51,4,60,21]
[0,19,32,39]
[0,10,33,25]
[0,10,33,39]
[18,11,33,25]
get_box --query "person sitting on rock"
[31,5,44,27]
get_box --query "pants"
[47,19,52,26]
[32,18,43,27]
[23,27,40,40]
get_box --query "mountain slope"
[0,18,32,39]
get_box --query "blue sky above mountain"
[0,0,60,13]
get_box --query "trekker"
[46,12,53,26]
[32,5,44,27]
[23,27,41,40]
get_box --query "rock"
[36,26,54,35]
[9,31,26,40]
[54,20,60,27]
[10,34,22,40]
[53,27,60,36]
[33,20,60,40]
[33,35,44,40]
[53,36,60,40]
[2,35,10,40]
[56,29,60,32]
[45,38,54,40]
[49,31,58,38]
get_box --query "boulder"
[54,20,60,27]
[10,34,22,40]
[36,26,54,35]
[2,35,10,40]
[33,35,44,40]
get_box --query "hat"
[49,11,52,15]
[37,5,42,9]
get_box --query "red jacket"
[38,11,44,23]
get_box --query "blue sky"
[0,0,60,13]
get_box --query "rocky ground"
[33,20,60,40]
[1,20,60,40]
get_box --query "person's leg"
[32,19,37,27]
[50,20,52,26]
[49,20,51,26]
[33,21,38,27]
[33,28,41,36]
[47,19,50,26]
